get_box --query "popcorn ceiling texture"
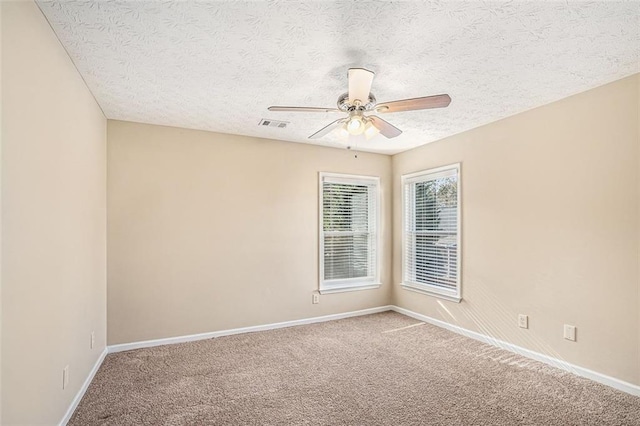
[37,1,639,154]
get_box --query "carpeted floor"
[70,312,640,425]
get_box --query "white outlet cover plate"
[518,314,528,329]
[63,365,69,389]
[564,324,577,341]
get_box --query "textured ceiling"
[38,1,639,154]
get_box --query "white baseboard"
[107,305,393,354]
[59,347,108,426]
[390,305,640,397]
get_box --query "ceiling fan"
[268,68,451,140]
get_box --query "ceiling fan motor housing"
[337,92,377,112]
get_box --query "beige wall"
[107,121,392,345]
[0,2,4,421]
[392,74,640,385]
[1,2,107,424]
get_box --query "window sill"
[400,282,461,303]
[319,283,381,295]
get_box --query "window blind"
[320,174,378,291]
[403,166,460,298]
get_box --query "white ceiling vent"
[259,119,288,129]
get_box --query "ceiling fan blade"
[369,116,402,138]
[268,106,342,113]
[309,118,347,139]
[376,94,451,113]
[348,68,375,104]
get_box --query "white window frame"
[401,163,461,303]
[319,172,381,294]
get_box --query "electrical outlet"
[564,324,577,341]
[312,293,319,304]
[518,314,528,329]
[90,331,95,349]
[62,365,69,390]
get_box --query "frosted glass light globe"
[364,121,380,139]
[346,116,365,135]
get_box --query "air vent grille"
[259,119,288,128]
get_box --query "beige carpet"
[70,312,640,425]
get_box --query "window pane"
[415,177,457,232]
[412,233,457,289]
[324,233,370,280]
[323,184,369,232]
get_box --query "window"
[319,173,380,294]
[402,164,461,302]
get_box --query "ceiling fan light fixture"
[364,121,380,139]
[336,126,350,140]
[346,115,365,135]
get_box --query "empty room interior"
[2,1,640,425]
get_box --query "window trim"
[319,172,381,294]
[400,163,462,303]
